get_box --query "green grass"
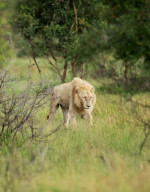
[0,58,150,192]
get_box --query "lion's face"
[78,90,94,110]
[73,86,95,110]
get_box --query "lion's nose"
[86,105,90,108]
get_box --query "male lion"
[47,77,96,127]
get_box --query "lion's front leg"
[88,113,93,126]
[63,110,76,128]
[81,112,93,126]
[70,113,76,125]
[61,106,70,128]
[68,102,76,127]
[64,112,70,128]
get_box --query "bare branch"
[31,47,41,75]
[0,70,53,145]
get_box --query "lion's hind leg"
[47,97,59,124]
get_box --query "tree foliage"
[14,0,105,80]
[73,0,150,70]
[14,0,150,81]
[106,0,150,68]
[15,0,102,54]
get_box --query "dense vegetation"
[0,0,150,192]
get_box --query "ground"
[0,58,150,192]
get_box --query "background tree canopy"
[106,0,150,68]
[15,0,103,54]
[14,0,107,81]
[13,0,150,82]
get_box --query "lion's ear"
[91,86,95,93]
[72,86,79,95]
[75,87,79,94]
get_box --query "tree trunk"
[31,48,41,74]
[73,0,78,33]
[50,50,67,83]
[61,61,68,82]
[29,40,67,83]
[31,48,42,82]
[80,63,85,79]
[71,60,77,77]
[124,61,129,84]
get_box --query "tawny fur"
[47,77,96,127]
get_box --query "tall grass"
[0,58,150,192]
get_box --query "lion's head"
[72,78,96,111]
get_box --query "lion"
[47,77,96,127]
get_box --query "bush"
[0,70,52,145]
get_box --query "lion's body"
[51,82,72,109]
[47,77,96,127]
